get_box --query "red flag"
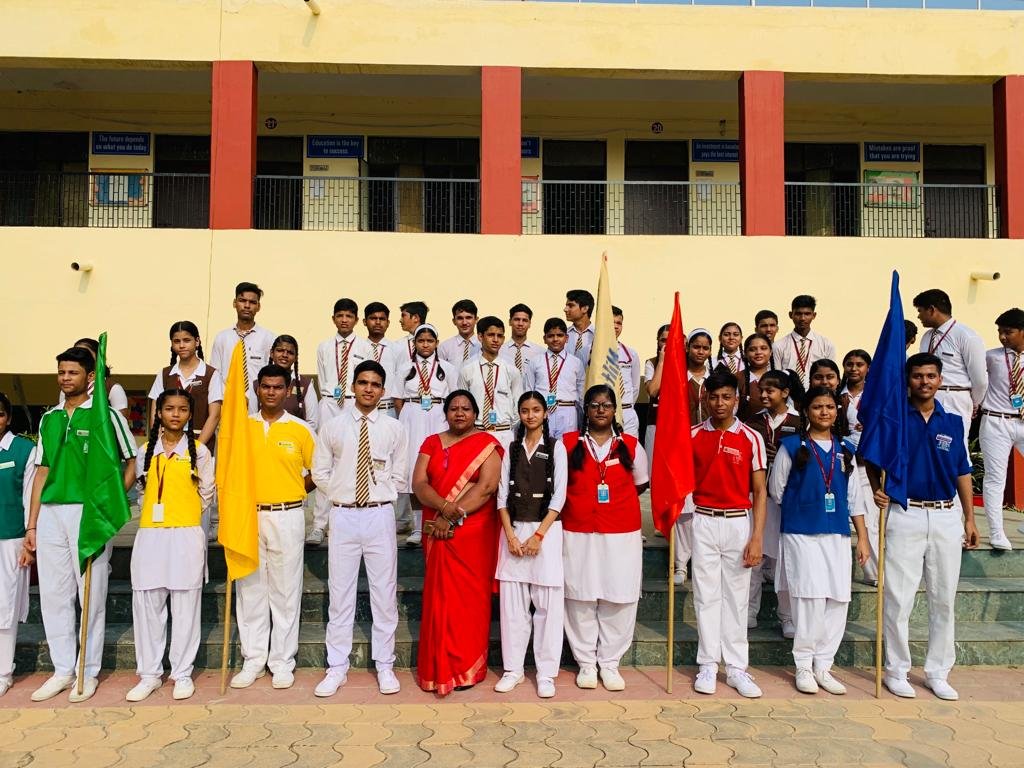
[651,292,695,539]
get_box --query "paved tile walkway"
[3,667,1024,767]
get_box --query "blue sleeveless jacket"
[779,434,851,536]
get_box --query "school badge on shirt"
[935,434,953,452]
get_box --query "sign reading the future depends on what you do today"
[91,132,151,156]
[306,135,365,159]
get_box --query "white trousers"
[37,504,111,678]
[0,627,15,683]
[673,514,693,573]
[622,408,640,438]
[311,488,331,532]
[935,389,973,453]
[791,596,847,672]
[499,581,565,679]
[132,588,201,681]
[856,464,882,582]
[564,598,636,670]
[326,504,398,674]
[883,504,961,681]
[548,405,578,439]
[748,556,791,624]
[644,426,656,469]
[980,415,1024,538]
[235,506,305,674]
[691,513,751,672]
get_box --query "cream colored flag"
[585,252,624,423]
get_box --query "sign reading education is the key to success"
[692,140,739,163]
[91,132,151,156]
[306,135,365,159]
[864,142,920,163]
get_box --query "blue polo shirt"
[905,400,971,503]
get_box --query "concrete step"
[14,618,1024,673]
[26,575,1024,626]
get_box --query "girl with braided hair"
[494,392,567,699]
[123,388,214,703]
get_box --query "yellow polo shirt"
[249,411,316,505]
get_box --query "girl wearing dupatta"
[412,390,503,695]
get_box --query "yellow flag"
[216,341,258,581]
[585,252,624,423]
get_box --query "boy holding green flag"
[24,341,135,703]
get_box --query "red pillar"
[481,66,522,235]
[994,76,1024,239]
[211,61,258,230]
[739,71,785,236]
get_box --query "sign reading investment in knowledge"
[692,140,739,163]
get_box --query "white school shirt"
[919,319,989,405]
[388,355,458,401]
[311,406,410,504]
[148,359,225,403]
[618,342,642,406]
[718,351,746,374]
[458,356,523,428]
[566,324,595,367]
[499,339,544,376]
[497,439,568,513]
[772,330,836,387]
[208,325,275,413]
[523,350,584,403]
[840,385,864,450]
[982,346,1024,413]
[315,333,375,399]
[438,334,481,367]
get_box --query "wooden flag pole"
[220,577,233,695]
[76,557,93,696]
[666,529,676,693]
[874,470,888,699]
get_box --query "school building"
[2,0,1023,416]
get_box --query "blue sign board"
[521,137,540,159]
[692,139,739,163]
[306,135,364,159]
[91,132,151,156]
[864,142,920,163]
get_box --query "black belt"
[695,506,748,518]
[907,499,955,510]
[404,397,444,404]
[257,501,304,511]
[480,423,512,432]
[377,401,392,410]
[622,404,634,410]
[981,408,1024,420]
[334,501,389,509]
[937,386,971,392]
[555,400,577,407]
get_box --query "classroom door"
[0,131,88,226]
[153,135,210,228]
[542,140,606,234]
[254,137,303,230]
[624,141,688,235]
[784,143,859,236]
[923,145,987,238]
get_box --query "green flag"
[78,332,132,572]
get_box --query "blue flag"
[857,271,909,508]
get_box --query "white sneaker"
[0,678,11,697]
[990,531,1013,551]
[781,620,796,639]
[795,668,818,694]
[884,676,916,698]
[494,671,525,693]
[600,668,626,692]
[315,670,347,697]
[30,673,75,702]
[576,666,598,689]
[229,667,266,689]
[536,677,556,698]
[747,615,758,629]
[396,521,413,535]
[377,669,401,695]
[126,677,163,702]
[68,677,99,703]
[272,670,294,689]
[172,678,195,700]
[726,669,763,698]
[925,678,959,701]
[405,529,422,548]
[305,527,325,546]
[673,570,686,586]
[814,669,847,695]
[694,665,717,695]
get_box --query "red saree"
[416,431,502,695]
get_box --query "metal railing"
[253,176,480,233]
[784,182,998,238]
[0,171,209,228]
[521,180,741,235]
[516,0,1023,9]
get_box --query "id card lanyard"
[416,355,439,410]
[928,320,957,355]
[585,434,617,504]
[151,453,169,523]
[808,437,838,513]
[481,362,500,424]
[1004,348,1024,411]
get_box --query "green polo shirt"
[37,399,136,505]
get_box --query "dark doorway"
[542,140,606,235]
[624,141,688,235]
[154,135,210,228]
[923,145,987,238]
[785,143,860,236]
[0,131,88,226]
[254,136,303,230]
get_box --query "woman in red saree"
[412,389,503,696]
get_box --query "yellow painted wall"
[3,1,1024,78]
[1,228,1018,393]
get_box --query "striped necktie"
[797,337,809,381]
[337,338,350,398]
[514,345,523,373]
[420,359,430,395]
[462,339,471,362]
[1012,352,1024,401]
[355,416,371,506]
[574,332,583,355]
[483,363,496,416]
[372,342,382,362]
[727,355,738,374]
